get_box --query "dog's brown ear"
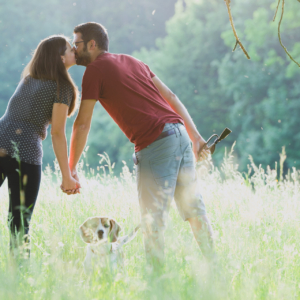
[109,219,121,242]
[79,217,100,244]
[79,225,93,244]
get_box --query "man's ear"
[109,219,121,242]
[88,40,97,50]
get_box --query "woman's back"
[0,76,72,164]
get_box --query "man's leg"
[137,162,178,268]
[136,124,182,267]
[174,125,216,260]
[187,215,215,260]
[142,213,166,267]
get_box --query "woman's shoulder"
[24,76,73,90]
[59,80,73,92]
[55,80,73,98]
[23,75,57,89]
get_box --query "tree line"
[0,0,299,174]
[135,0,300,173]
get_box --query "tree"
[135,0,300,171]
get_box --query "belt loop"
[174,124,178,137]
[176,123,182,136]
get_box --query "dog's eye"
[104,224,110,228]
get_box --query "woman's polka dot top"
[0,76,73,165]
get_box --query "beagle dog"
[79,216,140,273]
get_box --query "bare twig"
[232,40,239,51]
[224,0,250,59]
[273,0,281,21]
[274,0,300,68]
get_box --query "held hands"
[60,172,81,195]
[59,137,209,195]
[192,137,210,162]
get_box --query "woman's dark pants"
[0,156,41,249]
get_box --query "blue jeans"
[135,123,206,262]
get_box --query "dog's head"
[79,216,122,244]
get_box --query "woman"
[0,35,80,250]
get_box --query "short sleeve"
[54,83,73,107]
[81,65,101,101]
[144,63,156,78]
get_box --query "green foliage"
[0,154,300,299]
[218,0,300,170]
[1,0,300,174]
[135,0,300,171]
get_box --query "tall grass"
[0,146,300,300]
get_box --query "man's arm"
[69,99,97,176]
[151,76,209,161]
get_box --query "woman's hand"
[61,176,81,195]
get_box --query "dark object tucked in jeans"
[0,155,41,242]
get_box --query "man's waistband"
[157,123,184,141]
[133,123,184,165]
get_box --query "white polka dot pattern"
[0,76,73,165]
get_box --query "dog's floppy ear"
[79,217,100,244]
[109,219,121,242]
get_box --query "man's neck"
[90,50,108,63]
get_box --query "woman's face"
[61,42,76,69]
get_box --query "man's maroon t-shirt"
[81,53,184,152]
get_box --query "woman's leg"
[0,157,7,187]
[5,157,41,249]
[18,161,41,237]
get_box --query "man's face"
[73,32,92,66]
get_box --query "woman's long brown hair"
[22,35,78,116]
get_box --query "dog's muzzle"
[98,230,104,239]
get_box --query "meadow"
[0,147,300,300]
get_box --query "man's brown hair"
[74,22,109,51]
[22,35,78,116]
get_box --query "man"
[66,22,215,266]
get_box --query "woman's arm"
[51,103,80,193]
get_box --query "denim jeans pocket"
[177,145,196,185]
[150,154,178,188]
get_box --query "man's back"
[81,53,183,151]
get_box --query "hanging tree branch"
[224,0,250,59]
[273,0,282,21]
[273,0,300,68]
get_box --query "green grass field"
[0,149,300,300]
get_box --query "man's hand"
[69,99,96,179]
[60,174,81,195]
[71,169,80,183]
[192,137,210,162]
